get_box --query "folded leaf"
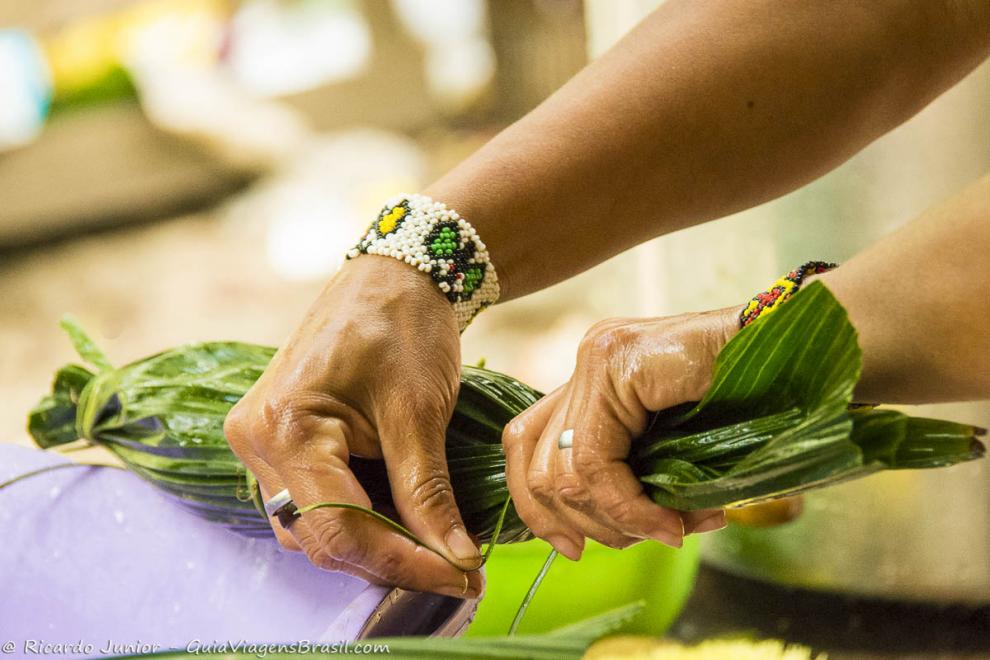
[26,286,984,543]
[635,282,982,510]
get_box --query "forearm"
[426,0,990,300]
[815,173,990,403]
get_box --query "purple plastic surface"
[0,445,389,658]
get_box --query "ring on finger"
[264,488,300,529]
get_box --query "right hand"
[502,308,738,559]
[224,256,483,598]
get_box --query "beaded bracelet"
[739,261,836,328]
[347,194,500,331]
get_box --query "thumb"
[378,406,482,572]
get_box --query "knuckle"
[585,318,620,339]
[555,474,590,509]
[601,495,637,525]
[263,397,305,438]
[370,549,407,584]
[223,402,251,450]
[308,549,346,573]
[315,516,365,564]
[409,474,455,512]
[571,446,603,477]
[502,416,527,448]
[313,517,345,552]
[224,394,310,461]
[257,398,319,463]
[579,320,636,360]
[528,470,555,506]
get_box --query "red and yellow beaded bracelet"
[739,261,837,328]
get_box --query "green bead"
[463,267,483,293]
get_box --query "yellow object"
[584,636,824,660]
[726,496,804,528]
[44,12,123,98]
[43,0,230,100]
[377,205,407,234]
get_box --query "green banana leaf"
[26,283,984,543]
[634,282,983,509]
[28,318,537,542]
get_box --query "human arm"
[429,0,990,299]
[504,172,990,558]
[815,172,990,403]
[225,0,990,592]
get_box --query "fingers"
[504,313,739,552]
[254,467,302,552]
[229,407,480,597]
[514,350,684,548]
[283,437,481,596]
[558,370,685,546]
[503,387,586,560]
[244,436,388,584]
[682,508,726,534]
[527,401,641,550]
[225,415,303,552]
[377,398,483,572]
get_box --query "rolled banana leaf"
[27,283,984,544]
[633,282,984,510]
[28,333,536,542]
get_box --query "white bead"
[352,193,499,331]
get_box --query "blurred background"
[2,0,990,629]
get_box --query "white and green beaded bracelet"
[346,194,500,331]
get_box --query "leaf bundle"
[27,284,984,545]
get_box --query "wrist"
[805,267,888,402]
[346,194,499,331]
[696,306,743,394]
[335,256,459,336]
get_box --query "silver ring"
[557,429,574,450]
[264,488,293,517]
[264,489,300,529]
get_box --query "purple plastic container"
[0,445,475,658]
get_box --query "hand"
[502,308,739,560]
[224,256,483,598]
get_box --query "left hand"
[502,307,740,560]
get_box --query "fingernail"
[648,522,684,548]
[651,530,683,548]
[445,526,481,565]
[546,534,582,561]
[437,573,480,600]
[648,516,684,547]
[687,512,726,534]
